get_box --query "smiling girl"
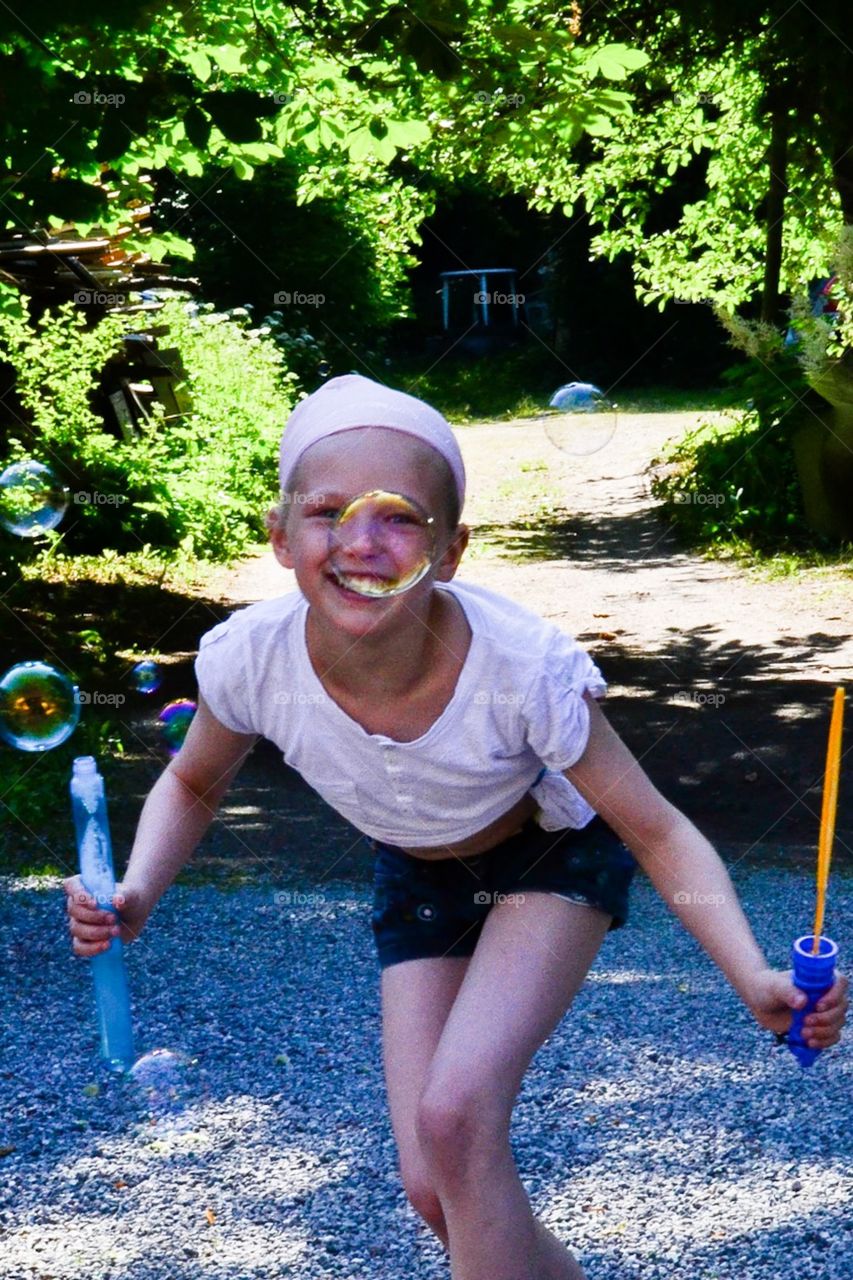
[65,373,848,1280]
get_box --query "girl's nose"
[333,516,382,557]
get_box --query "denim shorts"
[369,813,637,970]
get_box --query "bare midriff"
[395,789,539,861]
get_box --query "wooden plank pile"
[0,204,198,313]
[0,206,199,434]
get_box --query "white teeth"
[334,572,386,594]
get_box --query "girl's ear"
[433,523,469,581]
[267,505,295,569]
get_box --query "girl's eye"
[311,507,340,519]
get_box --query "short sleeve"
[522,629,607,771]
[194,618,256,735]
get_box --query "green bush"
[0,292,298,564]
[651,409,808,548]
[650,351,832,552]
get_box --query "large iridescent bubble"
[0,661,80,751]
[126,1048,201,1134]
[131,660,162,695]
[328,490,437,598]
[158,699,197,755]
[0,460,69,538]
[543,383,618,456]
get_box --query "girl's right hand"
[63,875,150,957]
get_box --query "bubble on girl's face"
[0,661,80,752]
[328,490,437,598]
[131,660,161,695]
[543,383,618,456]
[158,699,197,754]
[0,460,69,538]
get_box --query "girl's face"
[270,427,468,637]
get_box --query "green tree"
[507,2,850,324]
[1,1,646,245]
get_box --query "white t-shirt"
[194,579,606,847]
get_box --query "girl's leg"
[379,954,572,1266]
[379,954,471,1247]
[414,893,610,1280]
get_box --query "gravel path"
[2,865,851,1280]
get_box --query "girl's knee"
[402,1172,447,1240]
[415,1080,508,1164]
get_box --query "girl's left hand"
[746,968,849,1048]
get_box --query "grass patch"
[387,346,736,423]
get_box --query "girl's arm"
[65,696,258,955]
[120,694,259,913]
[564,694,848,1047]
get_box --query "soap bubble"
[0,661,80,751]
[317,360,330,379]
[542,383,618,456]
[126,1048,199,1129]
[131,660,161,695]
[0,460,69,538]
[329,490,436,598]
[158,699,197,754]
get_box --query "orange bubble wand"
[787,686,844,1067]
[812,687,844,951]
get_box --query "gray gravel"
[2,864,851,1280]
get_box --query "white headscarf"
[278,373,466,510]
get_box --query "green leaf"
[317,117,346,148]
[583,43,649,81]
[176,151,204,177]
[140,232,195,261]
[584,115,615,137]
[185,49,212,83]
[209,43,244,75]
[384,118,431,149]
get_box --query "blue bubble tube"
[70,756,135,1072]
[787,934,839,1068]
